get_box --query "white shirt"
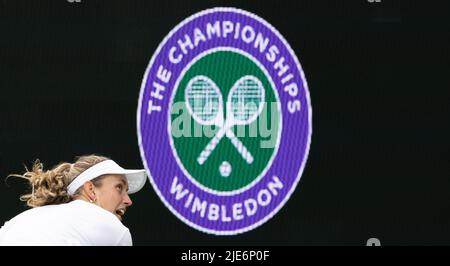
[0,200,132,246]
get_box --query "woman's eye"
[117,185,123,191]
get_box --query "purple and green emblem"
[138,8,312,235]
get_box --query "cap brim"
[117,169,147,194]
[66,160,148,196]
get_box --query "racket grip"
[197,129,226,165]
[227,131,254,164]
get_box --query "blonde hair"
[11,155,110,208]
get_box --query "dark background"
[0,0,449,245]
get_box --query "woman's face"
[93,174,133,221]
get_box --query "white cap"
[67,160,147,196]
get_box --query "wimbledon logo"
[137,8,312,235]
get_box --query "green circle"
[170,50,280,192]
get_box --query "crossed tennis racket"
[185,75,265,165]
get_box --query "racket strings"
[230,79,263,122]
[187,79,220,122]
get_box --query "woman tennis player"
[0,155,147,246]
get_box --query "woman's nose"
[123,193,133,206]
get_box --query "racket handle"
[197,128,226,165]
[226,130,254,164]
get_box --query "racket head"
[185,75,223,126]
[227,75,265,125]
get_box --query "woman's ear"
[82,181,96,202]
